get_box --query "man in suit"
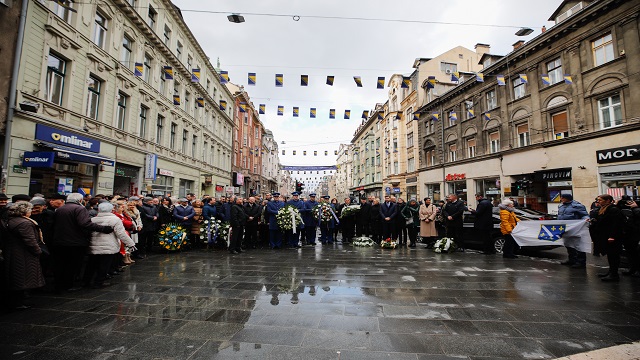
[285,192,305,248]
[318,195,336,244]
[471,193,494,254]
[266,192,285,249]
[380,195,397,240]
[243,196,261,249]
[229,196,247,254]
[356,197,371,237]
[302,193,318,245]
[443,194,466,251]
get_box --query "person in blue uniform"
[302,193,318,246]
[266,192,285,249]
[285,192,305,248]
[319,195,337,244]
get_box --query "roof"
[478,53,503,65]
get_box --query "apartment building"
[262,129,280,194]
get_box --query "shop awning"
[36,141,115,166]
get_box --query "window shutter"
[489,132,499,141]
[552,112,568,134]
[517,124,529,134]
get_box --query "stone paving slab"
[1,243,639,359]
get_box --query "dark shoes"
[601,274,620,282]
[560,260,575,266]
[229,250,239,254]
[597,271,610,278]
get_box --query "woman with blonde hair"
[124,199,142,264]
[419,197,438,247]
[191,199,204,249]
[590,194,625,282]
[499,198,519,258]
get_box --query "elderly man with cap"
[266,192,285,249]
[173,197,196,228]
[557,193,589,268]
[284,192,305,248]
[302,193,319,246]
[137,197,159,258]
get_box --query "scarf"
[598,203,610,216]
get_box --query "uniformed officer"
[285,192,305,248]
[302,193,318,245]
[266,192,285,249]
[318,195,337,244]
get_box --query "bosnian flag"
[511,220,592,253]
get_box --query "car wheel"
[493,237,505,254]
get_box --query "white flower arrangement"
[199,219,229,245]
[276,205,304,231]
[433,237,457,253]
[340,204,361,218]
[352,236,374,247]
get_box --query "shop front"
[597,144,640,200]
[424,183,441,201]
[475,177,501,204]
[114,163,140,197]
[406,176,418,201]
[533,168,573,214]
[150,168,175,197]
[445,173,467,202]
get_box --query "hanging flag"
[541,74,551,86]
[451,72,460,82]
[353,76,363,87]
[395,113,402,120]
[326,76,334,86]
[239,102,247,113]
[219,100,227,110]
[277,106,284,116]
[324,151,328,156]
[310,108,316,118]
[476,73,484,82]
[196,98,204,107]
[344,110,350,119]
[402,77,411,88]
[293,150,296,155]
[377,113,383,120]
[362,110,369,119]
[431,112,439,121]
[564,74,573,84]
[301,75,308,86]
[173,94,180,105]
[259,104,265,114]
[293,107,299,117]
[467,108,475,118]
[275,74,283,87]
[219,70,229,83]
[314,151,317,156]
[377,77,385,89]
[191,68,200,82]
[329,109,335,119]
[163,66,174,80]
[483,112,491,121]
[248,72,256,85]
[334,150,338,155]
[519,74,528,84]
[449,110,457,121]
[426,76,436,89]
[303,151,307,156]
[282,150,285,155]
[134,62,143,77]
[496,75,506,86]
[413,113,419,120]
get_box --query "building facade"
[349,105,384,199]
[262,129,279,194]
[334,143,353,200]
[417,0,640,213]
[6,0,235,198]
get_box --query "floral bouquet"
[433,237,457,253]
[380,238,397,249]
[218,222,231,247]
[340,204,361,218]
[158,223,187,251]
[313,203,337,223]
[200,219,226,245]
[276,205,304,231]
[352,236,375,247]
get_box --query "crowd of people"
[0,189,638,310]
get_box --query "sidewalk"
[555,342,640,360]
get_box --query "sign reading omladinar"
[35,124,100,153]
[510,220,592,253]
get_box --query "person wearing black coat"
[618,197,640,277]
[138,197,160,258]
[229,197,247,254]
[356,197,371,237]
[244,197,262,249]
[442,194,466,251]
[590,194,626,282]
[380,195,397,240]
[395,198,408,246]
[471,194,494,254]
[339,198,356,243]
[370,199,382,244]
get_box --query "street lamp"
[227,14,245,23]
[515,27,534,36]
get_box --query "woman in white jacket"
[84,202,135,288]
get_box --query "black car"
[492,207,557,221]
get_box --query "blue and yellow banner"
[301,75,308,86]
[353,76,363,87]
[431,112,439,121]
[426,76,436,89]
[275,74,283,87]
[239,102,247,113]
[483,112,491,121]
[293,150,296,155]
[219,70,229,84]
[259,104,265,114]
[362,110,369,119]
[467,108,475,118]
[413,113,419,120]
[344,110,350,119]
[564,74,573,84]
[219,100,227,110]
[277,105,284,116]
[402,77,411,89]
[541,74,551,85]
[519,74,528,84]
[191,68,200,82]
[310,108,316,118]
[326,76,334,86]
[248,72,256,85]
[163,66,174,80]
[134,63,143,77]
[496,75,505,86]
[449,111,457,121]
[196,98,204,107]
[451,72,460,82]
[476,73,484,82]
[377,77,385,89]
[377,113,383,120]
[329,109,335,119]
[173,95,180,105]
[293,107,299,117]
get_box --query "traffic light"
[295,182,303,192]
[299,182,305,192]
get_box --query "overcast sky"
[173,0,561,188]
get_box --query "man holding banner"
[557,194,590,268]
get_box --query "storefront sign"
[54,150,114,166]
[406,176,417,183]
[445,173,466,181]
[596,144,640,164]
[355,186,365,191]
[486,190,501,195]
[548,181,572,187]
[116,166,139,178]
[233,172,244,186]
[225,186,235,194]
[144,154,157,180]
[536,169,571,181]
[158,168,174,176]
[22,151,55,168]
[12,165,27,174]
[392,188,401,193]
[215,185,224,192]
[35,124,100,153]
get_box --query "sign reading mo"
[596,145,640,164]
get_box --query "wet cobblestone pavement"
[2,243,640,359]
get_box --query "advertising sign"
[144,154,157,180]
[22,151,55,168]
[35,124,100,153]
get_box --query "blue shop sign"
[35,124,100,153]
[54,150,114,166]
[23,151,55,168]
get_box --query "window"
[598,94,622,128]
[184,91,190,112]
[169,123,177,149]
[376,155,380,166]
[148,5,157,30]
[139,105,148,139]
[426,149,436,166]
[163,25,171,46]
[393,161,399,174]
[182,129,188,153]
[187,55,192,69]
[552,112,569,139]
[440,62,458,74]
[143,53,152,83]
[407,158,415,172]
[593,33,614,66]
[393,139,398,150]
[203,140,208,162]
[407,132,414,148]
[556,1,583,23]
[448,111,457,127]
[489,131,500,153]
[425,119,434,134]
[191,135,197,158]
[156,114,164,144]
[46,53,65,105]
[159,68,166,95]
[243,113,248,124]
[53,0,73,22]
[93,12,108,48]
[255,127,259,139]
[116,92,128,130]
[517,124,530,147]
[448,143,457,162]
[546,58,563,85]
[206,79,211,92]
[486,90,497,110]
[125,0,135,6]
[121,35,133,67]
[176,41,183,60]
[243,134,248,147]
[512,77,526,99]
[466,138,476,158]
[86,75,101,120]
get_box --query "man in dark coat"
[51,193,113,292]
[356,197,371,237]
[471,193,494,254]
[173,198,196,227]
[229,196,247,254]
[266,193,284,248]
[243,196,262,249]
[443,194,466,251]
[380,195,397,240]
[285,192,305,248]
[340,198,356,243]
[302,194,318,245]
[138,197,159,258]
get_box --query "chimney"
[541,25,547,33]
[512,40,525,51]
[475,43,490,56]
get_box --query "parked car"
[492,207,556,220]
